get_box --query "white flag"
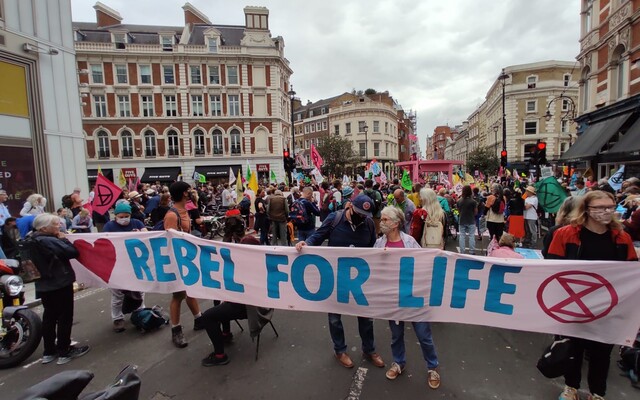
[342,174,350,185]
[311,167,324,183]
[608,165,625,191]
[229,167,236,185]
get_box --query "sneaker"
[427,368,441,389]
[194,316,205,331]
[57,345,90,365]
[559,386,579,400]
[113,319,125,333]
[587,395,605,400]
[41,354,56,364]
[385,362,404,380]
[172,326,188,348]
[363,352,385,368]
[201,352,230,367]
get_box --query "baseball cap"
[351,194,374,218]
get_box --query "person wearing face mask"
[375,206,441,389]
[295,195,383,370]
[546,190,637,400]
[103,202,147,332]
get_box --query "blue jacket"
[305,210,376,248]
[297,198,321,231]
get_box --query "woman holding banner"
[375,206,441,389]
[546,191,637,400]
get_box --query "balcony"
[98,150,110,159]
[212,147,223,155]
[194,148,205,157]
[168,147,180,158]
[121,149,133,159]
[144,148,157,158]
[230,145,241,155]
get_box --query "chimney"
[244,6,269,30]
[182,2,211,25]
[93,2,122,28]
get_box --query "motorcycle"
[0,259,42,369]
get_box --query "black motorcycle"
[0,259,42,369]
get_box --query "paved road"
[2,234,638,399]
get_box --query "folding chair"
[233,315,279,361]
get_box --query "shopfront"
[256,163,270,185]
[194,164,242,185]
[87,169,114,186]
[0,146,37,216]
[140,167,182,183]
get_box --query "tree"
[364,88,377,95]
[316,135,362,177]
[467,146,499,176]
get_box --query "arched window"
[212,129,223,155]
[144,131,156,157]
[581,66,590,111]
[167,130,179,157]
[612,44,626,100]
[121,131,133,158]
[230,129,241,155]
[97,131,110,158]
[194,129,205,156]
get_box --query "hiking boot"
[193,316,205,331]
[385,362,404,380]
[363,352,385,368]
[57,345,90,365]
[427,368,441,389]
[113,319,125,333]
[171,326,188,348]
[559,386,579,400]
[41,354,56,364]
[201,352,230,367]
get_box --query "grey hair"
[380,206,405,225]
[33,213,61,231]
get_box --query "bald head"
[393,189,405,203]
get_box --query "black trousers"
[486,221,504,241]
[40,285,74,356]
[564,337,614,396]
[202,302,247,355]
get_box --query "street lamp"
[498,69,509,151]
[544,95,576,122]
[287,86,296,155]
[363,123,369,160]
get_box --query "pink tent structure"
[395,160,464,184]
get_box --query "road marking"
[346,367,368,400]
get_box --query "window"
[210,95,222,116]
[141,95,154,117]
[563,74,571,87]
[374,142,380,157]
[139,65,151,84]
[115,64,128,84]
[305,139,309,149]
[373,121,380,133]
[113,33,126,49]
[121,131,133,158]
[118,95,130,117]
[194,130,205,155]
[359,142,366,157]
[144,131,156,157]
[227,66,239,85]
[346,123,351,134]
[526,100,536,112]
[190,65,201,84]
[584,0,593,34]
[560,142,567,153]
[322,121,327,130]
[582,67,591,111]
[385,122,389,133]
[562,99,570,111]
[208,38,218,53]
[97,131,110,158]
[163,65,174,84]
[305,124,309,134]
[524,143,537,160]
[385,143,389,156]
[191,95,203,116]
[93,95,107,117]
[524,121,537,135]
[527,76,537,89]
[209,66,220,84]
[228,95,240,116]
[91,64,103,84]
[561,120,569,133]
[358,121,367,132]
[161,35,173,51]
[212,129,223,154]
[310,124,315,133]
[316,122,321,131]
[164,95,177,117]
[167,130,179,157]
[616,59,625,100]
[334,124,340,135]
[230,129,241,155]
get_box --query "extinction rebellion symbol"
[536,271,618,323]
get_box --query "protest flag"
[270,170,277,184]
[310,144,324,169]
[235,169,244,199]
[401,169,413,191]
[92,173,122,215]
[535,176,568,214]
[608,165,625,191]
[229,168,236,185]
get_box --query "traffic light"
[537,141,547,165]
[283,149,290,172]
[500,149,508,167]
[288,157,296,171]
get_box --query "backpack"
[288,199,309,227]
[491,197,505,214]
[61,194,73,209]
[617,333,640,387]
[364,189,382,215]
[536,336,573,379]
[321,190,336,213]
[421,219,444,249]
[130,306,168,332]
[152,207,181,231]
[330,209,375,234]
[239,196,251,215]
[17,236,55,281]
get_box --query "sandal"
[427,369,441,389]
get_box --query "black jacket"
[31,233,78,294]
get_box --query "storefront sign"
[121,168,137,179]
[256,163,270,172]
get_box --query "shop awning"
[560,112,634,161]
[608,115,640,155]
[194,164,242,178]
[87,169,113,181]
[140,167,181,183]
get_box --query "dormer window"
[527,76,537,89]
[74,30,86,42]
[161,35,174,52]
[208,37,218,53]
[112,33,127,49]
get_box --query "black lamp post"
[544,95,576,123]
[363,123,369,161]
[498,69,509,151]
[287,86,296,184]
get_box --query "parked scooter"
[0,258,42,369]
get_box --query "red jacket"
[546,224,638,261]
[623,208,640,241]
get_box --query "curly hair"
[569,190,622,230]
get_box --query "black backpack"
[364,189,382,215]
[152,208,181,231]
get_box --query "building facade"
[0,0,87,213]
[428,125,455,160]
[74,2,292,186]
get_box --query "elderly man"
[390,189,415,233]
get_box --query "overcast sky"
[71,0,581,155]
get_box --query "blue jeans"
[297,228,315,242]
[328,313,375,354]
[389,320,439,369]
[458,224,476,254]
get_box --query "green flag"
[401,169,412,191]
[535,176,567,214]
[199,174,206,184]
[270,170,277,183]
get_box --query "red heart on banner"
[74,239,117,283]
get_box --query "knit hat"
[351,195,374,218]
[342,186,354,198]
[114,202,132,215]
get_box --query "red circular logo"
[362,201,371,211]
[536,271,618,323]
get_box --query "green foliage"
[316,135,361,177]
[467,146,499,176]
[364,88,377,95]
